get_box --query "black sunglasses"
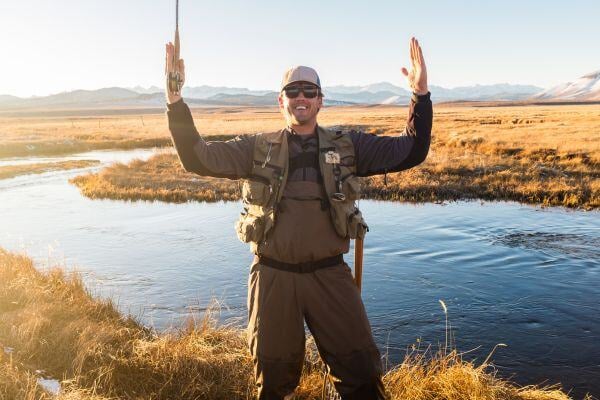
[283,83,320,99]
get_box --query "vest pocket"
[235,212,266,244]
[342,174,361,201]
[242,178,272,207]
[330,202,368,239]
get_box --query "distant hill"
[7,78,594,111]
[125,82,549,105]
[431,83,543,101]
[532,71,600,101]
[0,94,22,104]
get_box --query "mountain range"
[1,71,598,111]
[532,71,600,101]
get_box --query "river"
[0,149,598,398]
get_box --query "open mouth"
[294,105,308,111]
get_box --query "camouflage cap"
[280,66,321,90]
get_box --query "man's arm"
[165,42,254,180]
[167,99,255,179]
[352,37,431,177]
[351,92,432,177]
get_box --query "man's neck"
[288,121,317,136]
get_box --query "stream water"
[0,149,598,398]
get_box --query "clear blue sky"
[1,0,599,97]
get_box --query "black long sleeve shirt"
[166,93,432,180]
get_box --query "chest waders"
[235,127,369,400]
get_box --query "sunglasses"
[283,83,321,99]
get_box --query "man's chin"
[291,115,314,125]
[285,111,316,126]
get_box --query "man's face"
[278,82,323,126]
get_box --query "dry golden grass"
[359,104,599,209]
[69,152,240,203]
[46,103,596,209]
[4,102,597,159]
[69,104,599,208]
[0,247,579,399]
[4,104,599,209]
[0,353,54,400]
[0,160,100,180]
[0,107,282,158]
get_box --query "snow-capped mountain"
[532,71,600,101]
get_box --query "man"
[165,38,432,400]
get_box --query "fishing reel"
[168,70,183,95]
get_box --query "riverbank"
[0,160,100,180]
[70,145,598,209]
[55,104,597,209]
[0,247,577,399]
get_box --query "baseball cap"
[280,66,321,90]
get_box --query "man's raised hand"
[165,42,185,104]
[401,37,428,96]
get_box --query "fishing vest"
[235,126,368,253]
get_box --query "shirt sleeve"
[351,92,432,177]
[166,99,255,180]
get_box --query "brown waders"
[247,257,387,399]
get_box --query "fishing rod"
[168,0,183,95]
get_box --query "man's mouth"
[294,105,308,111]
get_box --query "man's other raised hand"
[402,37,428,96]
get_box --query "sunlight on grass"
[0,248,581,399]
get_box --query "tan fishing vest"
[235,126,368,253]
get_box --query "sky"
[1,0,599,97]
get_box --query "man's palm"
[402,37,428,95]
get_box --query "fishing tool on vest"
[325,150,345,202]
[167,0,184,95]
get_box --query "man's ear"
[278,94,284,110]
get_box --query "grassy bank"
[0,247,578,399]
[70,152,240,203]
[70,116,599,209]
[66,104,599,209]
[0,160,100,180]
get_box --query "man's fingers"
[166,42,178,73]
[166,44,173,72]
[179,59,185,77]
[417,43,426,67]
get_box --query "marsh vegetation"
[63,104,599,209]
[0,248,577,399]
